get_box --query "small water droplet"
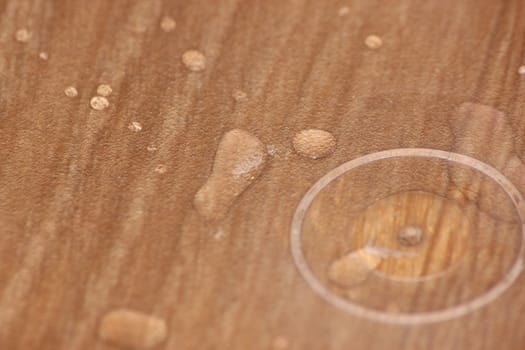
[147,145,158,152]
[160,16,176,32]
[292,129,336,159]
[64,86,78,98]
[15,28,31,43]
[365,35,383,49]
[397,225,424,246]
[194,129,266,222]
[519,65,525,75]
[213,227,225,240]
[98,309,167,349]
[39,52,48,60]
[338,6,350,16]
[232,89,247,101]
[182,50,206,72]
[272,336,289,349]
[154,164,167,174]
[90,96,109,110]
[266,144,279,157]
[97,84,113,97]
[128,121,143,132]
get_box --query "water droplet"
[365,35,383,49]
[519,65,525,75]
[90,96,109,110]
[272,336,289,349]
[328,249,382,288]
[15,28,31,43]
[266,144,279,157]
[128,121,143,132]
[338,6,350,16]
[194,129,267,222]
[64,86,78,98]
[292,129,336,159]
[39,52,48,60]
[154,164,167,174]
[232,89,247,101]
[182,50,206,72]
[147,145,158,152]
[98,309,167,349]
[160,16,176,32]
[397,225,424,246]
[213,227,225,240]
[97,84,113,97]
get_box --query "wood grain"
[1,0,525,349]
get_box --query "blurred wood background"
[1,0,525,349]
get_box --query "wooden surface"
[1,0,525,349]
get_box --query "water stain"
[449,102,525,220]
[450,103,514,166]
[194,129,267,222]
[98,309,167,349]
[292,129,336,159]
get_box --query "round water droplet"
[397,225,424,246]
[272,336,289,349]
[97,84,113,97]
[160,16,176,32]
[338,6,350,16]
[266,145,279,157]
[232,89,247,101]
[15,28,31,43]
[365,35,383,49]
[64,86,78,98]
[128,121,143,132]
[182,50,206,72]
[90,96,109,110]
[292,129,336,159]
[154,164,167,174]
